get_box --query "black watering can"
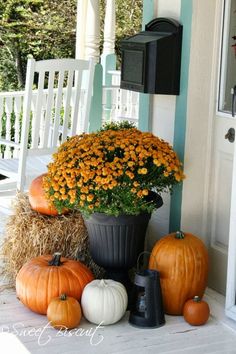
[129,252,165,328]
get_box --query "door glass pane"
[219,0,236,113]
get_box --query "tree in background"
[115,0,142,61]
[0,0,142,91]
[100,0,142,63]
[0,0,77,90]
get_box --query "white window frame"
[218,0,236,117]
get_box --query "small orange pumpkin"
[183,296,210,325]
[16,252,94,314]
[47,294,82,329]
[149,231,208,315]
[29,173,65,216]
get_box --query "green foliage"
[115,0,142,64]
[0,49,19,91]
[99,120,136,132]
[0,0,77,90]
[57,185,156,218]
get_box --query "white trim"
[226,116,236,321]
[201,0,224,241]
[218,0,232,113]
[216,111,236,119]
[205,287,236,332]
[209,149,233,254]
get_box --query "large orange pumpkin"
[28,173,62,216]
[149,231,208,315]
[16,253,94,314]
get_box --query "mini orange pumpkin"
[16,253,94,314]
[47,294,82,329]
[149,231,208,315]
[183,296,210,325]
[29,173,65,216]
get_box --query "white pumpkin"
[81,279,128,325]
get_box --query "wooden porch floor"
[1,196,236,354]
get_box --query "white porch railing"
[102,70,139,125]
[0,71,139,159]
[0,86,87,159]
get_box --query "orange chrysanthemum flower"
[43,123,184,216]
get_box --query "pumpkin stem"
[193,296,201,302]
[48,252,62,266]
[60,294,67,301]
[100,279,107,286]
[175,231,185,239]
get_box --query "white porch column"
[85,0,101,63]
[102,0,116,55]
[75,0,103,130]
[76,0,88,59]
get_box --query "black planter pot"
[83,193,163,293]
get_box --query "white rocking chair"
[0,57,95,193]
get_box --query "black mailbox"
[120,18,183,95]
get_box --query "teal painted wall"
[138,0,155,132]
[101,53,117,122]
[169,0,193,231]
[89,63,103,133]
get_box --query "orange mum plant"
[43,123,185,216]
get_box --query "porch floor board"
[1,195,236,354]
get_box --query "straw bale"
[1,193,104,282]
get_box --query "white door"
[208,0,236,296]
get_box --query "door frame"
[181,0,224,242]
[220,0,236,321]
[226,0,236,315]
[226,143,236,320]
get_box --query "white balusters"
[5,97,13,158]
[13,97,22,158]
[32,71,46,149]
[42,71,55,148]
[38,93,47,149]
[0,92,25,159]
[0,78,139,161]
[0,97,3,138]
[52,71,65,146]
[101,71,139,125]
[61,70,74,142]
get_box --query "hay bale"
[1,193,104,282]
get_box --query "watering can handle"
[136,251,158,272]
